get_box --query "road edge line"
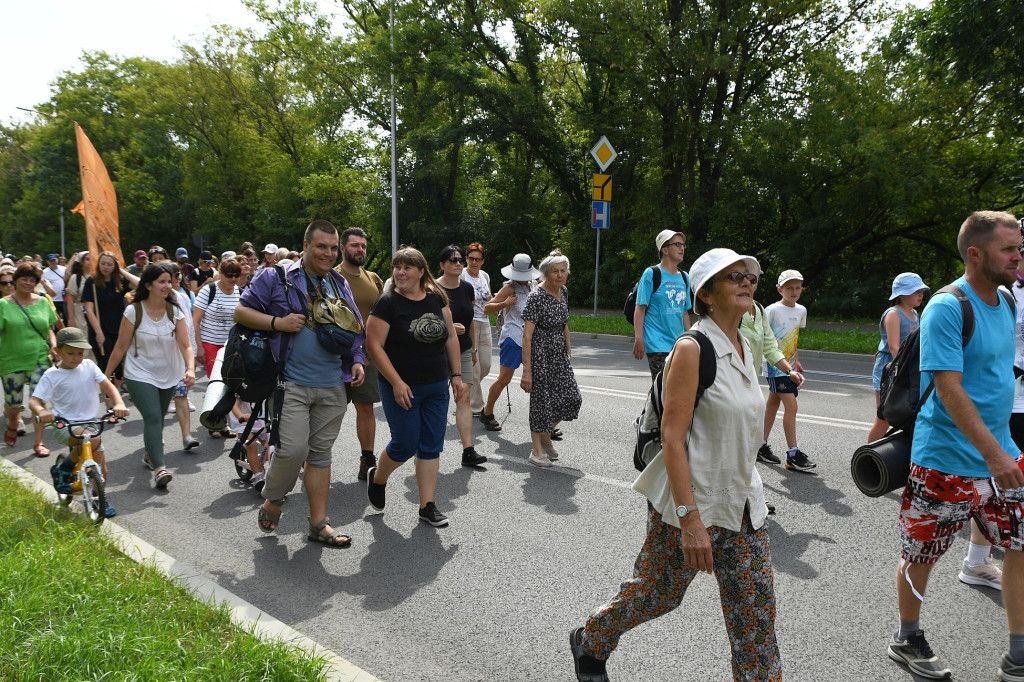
[0,454,383,682]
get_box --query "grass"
[555,313,879,354]
[0,469,330,682]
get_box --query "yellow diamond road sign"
[590,136,617,172]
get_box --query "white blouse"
[632,316,768,533]
[123,303,187,389]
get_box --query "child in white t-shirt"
[760,269,816,473]
[30,327,129,517]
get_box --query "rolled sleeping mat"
[199,347,235,431]
[850,430,912,498]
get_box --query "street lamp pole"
[389,0,398,255]
[15,106,65,257]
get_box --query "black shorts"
[766,375,798,397]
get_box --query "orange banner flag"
[74,122,124,267]
[69,200,84,216]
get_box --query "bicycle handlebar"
[52,410,129,436]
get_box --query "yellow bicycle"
[49,411,126,525]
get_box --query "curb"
[0,455,383,682]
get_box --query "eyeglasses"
[721,271,758,285]
[665,242,686,249]
[0,281,13,286]
[446,257,466,265]
[466,256,483,262]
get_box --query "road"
[9,334,1010,682]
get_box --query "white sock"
[787,446,798,457]
[966,541,991,567]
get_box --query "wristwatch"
[675,504,698,520]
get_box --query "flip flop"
[307,517,351,548]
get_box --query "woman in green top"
[0,262,58,454]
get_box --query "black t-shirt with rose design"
[369,289,450,387]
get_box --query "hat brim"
[59,341,92,350]
[692,255,761,294]
[501,264,541,281]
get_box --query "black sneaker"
[757,442,781,464]
[766,501,776,515]
[366,466,386,513]
[461,447,487,467]
[50,456,74,495]
[358,452,376,481]
[418,501,449,527]
[569,626,609,682]
[887,630,951,679]
[785,449,817,472]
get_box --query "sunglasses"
[446,257,466,265]
[222,273,240,279]
[0,280,13,286]
[721,271,758,285]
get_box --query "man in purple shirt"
[237,220,366,547]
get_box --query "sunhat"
[689,248,761,295]
[777,269,803,287]
[890,272,929,300]
[501,254,541,282]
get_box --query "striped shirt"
[195,282,240,345]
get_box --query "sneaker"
[153,468,173,488]
[887,630,951,679]
[182,435,200,451]
[766,501,776,515]
[366,466,386,513]
[50,457,74,495]
[189,402,196,413]
[358,452,376,481]
[757,442,781,464]
[958,556,1002,590]
[167,403,176,414]
[142,451,154,470]
[529,452,553,468]
[785,449,817,472]
[418,501,449,527]
[252,471,266,494]
[103,503,117,518]
[462,447,487,467]
[570,626,609,682]
[998,652,1024,682]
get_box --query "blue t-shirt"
[637,266,691,353]
[282,273,345,388]
[911,276,1017,477]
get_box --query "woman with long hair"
[105,263,196,488]
[365,247,465,527]
[0,262,58,454]
[80,251,138,401]
[520,250,581,467]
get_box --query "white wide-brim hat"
[689,248,761,295]
[501,253,540,282]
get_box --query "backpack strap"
[652,329,717,426]
[650,266,662,296]
[130,299,176,357]
[207,281,217,305]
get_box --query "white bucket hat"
[689,248,761,295]
[889,272,929,300]
[501,253,540,282]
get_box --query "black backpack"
[623,266,663,325]
[877,284,1014,433]
[220,266,290,403]
[633,329,717,471]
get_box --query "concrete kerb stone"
[0,455,383,682]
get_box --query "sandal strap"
[309,516,331,533]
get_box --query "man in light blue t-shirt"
[632,229,691,379]
[888,211,1024,682]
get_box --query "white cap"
[777,269,803,287]
[263,243,279,254]
[689,248,761,295]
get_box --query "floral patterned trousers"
[581,508,782,681]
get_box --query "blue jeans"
[378,378,449,462]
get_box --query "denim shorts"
[499,337,523,370]
[379,378,449,462]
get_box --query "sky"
[0,0,337,125]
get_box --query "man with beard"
[887,211,1024,681]
[238,220,365,546]
[335,227,385,481]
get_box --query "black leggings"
[1010,413,1024,454]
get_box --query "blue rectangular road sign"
[592,201,610,229]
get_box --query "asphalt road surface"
[9,334,1012,682]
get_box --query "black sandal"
[551,428,564,441]
[479,412,502,431]
[307,517,351,548]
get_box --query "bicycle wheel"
[235,459,253,482]
[80,467,107,525]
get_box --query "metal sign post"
[589,137,616,316]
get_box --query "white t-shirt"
[41,265,67,301]
[174,288,198,353]
[123,303,187,388]
[763,301,807,377]
[195,282,240,346]
[460,270,492,322]
[33,359,105,421]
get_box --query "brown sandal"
[258,499,284,533]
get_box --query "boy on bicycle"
[30,327,129,517]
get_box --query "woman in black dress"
[81,251,139,400]
[520,250,581,467]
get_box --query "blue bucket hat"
[890,272,929,300]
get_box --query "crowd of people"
[6,210,1024,681]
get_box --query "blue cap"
[890,272,929,300]
[46,253,58,261]
[176,247,188,258]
